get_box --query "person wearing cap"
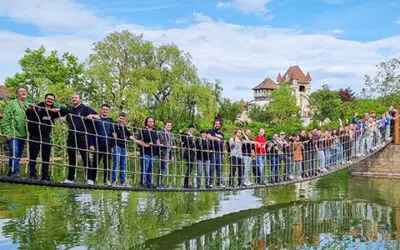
[136,116,160,188]
[277,131,291,181]
[181,123,196,188]
[196,129,211,188]
[90,104,115,186]
[112,112,136,187]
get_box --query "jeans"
[28,137,51,179]
[324,149,331,168]
[338,145,344,164]
[197,160,210,187]
[140,154,156,187]
[242,156,252,183]
[358,137,366,155]
[376,129,382,146]
[112,146,127,184]
[157,151,169,186]
[255,155,266,184]
[184,160,195,188]
[294,161,302,176]
[210,152,223,186]
[331,148,337,166]
[270,156,280,183]
[317,150,325,169]
[366,135,372,153]
[8,138,26,177]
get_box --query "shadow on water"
[0,169,400,249]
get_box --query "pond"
[0,169,400,249]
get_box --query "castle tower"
[251,78,278,107]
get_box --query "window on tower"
[299,85,305,92]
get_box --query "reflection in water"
[0,170,400,249]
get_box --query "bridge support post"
[395,110,399,145]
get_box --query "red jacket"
[254,135,266,156]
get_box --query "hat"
[119,112,126,117]
[188,123,196,129]
[280,131,285,135]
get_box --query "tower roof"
[252,78,278,90]
[279,65,311,83]
[277,73,283,82]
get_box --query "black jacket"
[25,102,63,139]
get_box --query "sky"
[0,0,399,101]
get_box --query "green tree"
[362,58,400,107]
[310,84,342,122]
[249,105,271,123]
[87,31,218,127]
[218,98,242,123]
[4,45,90,103]
[268,82,301,125]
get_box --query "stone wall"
[350,144,400,177]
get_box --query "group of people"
[0,86,397,189]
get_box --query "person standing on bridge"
[157,120,176,188]
[137,116,160,188]
[112,112,136,187]
[267,133,280,183]
[1,87,30,177]
[25,93,65,181]
[63,93,100,184]
[91,104,115,186]
[207,119,226,188]
[254,128,267,185]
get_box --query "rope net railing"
[0,97,398,191]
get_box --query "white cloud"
[216,0,272,14]
[332,29,344,34]
[395,18,400,24]
[193,12,214,23]
[0,0,111,32]
[0,1,400,101]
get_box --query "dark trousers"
[28,136,51,179]
[91,144,112,183]
[229,156,243,187]
[184,158,195,188]
[67,135,91,181]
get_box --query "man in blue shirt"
[90,104,115,186]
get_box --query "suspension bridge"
[0,100,398,192]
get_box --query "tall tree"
[268,82,300,125]
[87,30,218,126]
[218,98,242,123]
[4,46,90,103]
[310,85,342,122]
[363,58,400,107]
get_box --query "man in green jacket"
[1,87,30,177]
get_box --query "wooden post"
[395,110,399,144]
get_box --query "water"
[0,170,400,249]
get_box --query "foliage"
[248,105,271,124]
[218,98,242,123]
[338,88,356,102]
[362,58,400,107]
[87,30,218,127]
[310,84,342,122]
[4,45,93,104]
[268,82,301,125]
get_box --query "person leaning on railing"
[25,93,65,181]
[1,87,30,178]
[62,93,100,184]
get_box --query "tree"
[268,82,301,125]
[218,98,242,123]
[249,105,271,123]
[4,45,90,103]
[363,58,400,106]
[87,30,218,126]
[310,84,342,122]
[338,88,355,102]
